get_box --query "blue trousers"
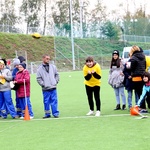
[43,89,59,117]
[18,97,34,117]
[114,87,126,105]
[0,90,17,118]
[15,91,22,116]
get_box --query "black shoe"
[114,104,121,110]
[122,105,126,110]
[43,115,50,119]
[54,116,59,118]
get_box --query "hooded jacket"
[36,63,59,91]
[0,68,12,91]
[130,51,146,80]
[15,69,30,97]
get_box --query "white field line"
[0,113,132,123]
[0,121,22,133]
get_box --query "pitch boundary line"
[0,113,131,123]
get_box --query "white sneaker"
[95,111,101,117]
[86,110,94,116]
[30,116,34,119]
[20,116,24,119]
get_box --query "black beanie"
[112,50,119,56]
[19,63,26,69]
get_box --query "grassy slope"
[0,32,54,61]
[2,32,150,60]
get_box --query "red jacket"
[15,69,30,98]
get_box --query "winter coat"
[108,67,124,88]
[15,69,30,98]
[123,63,134,91]
[0,68,12,91]
[36,63,59,91]
[130,51,146,79]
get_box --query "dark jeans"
[133,81,146,109]
[85,85,101,111]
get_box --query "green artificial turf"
[0,70,150,150]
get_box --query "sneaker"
[30,116,34,119]
[20,116,24,119]
[139,109,148,113]
[95,111,101,117]
[86,110,94,116]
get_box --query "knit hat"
[0,60,4,65]
[112,50,119,56]
[13,58,20,66]
[18,56,25,63]
[19,63,26,69]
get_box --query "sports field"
[0,70,149,150]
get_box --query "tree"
[89,0,107,38]
[0,0,19,32]
[51,0,89,37]
[100,21,119,40]
[20,0,43,34]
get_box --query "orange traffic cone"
[24,105,30,121]
[130,106,139,116]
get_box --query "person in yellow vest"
[83,56,102,117]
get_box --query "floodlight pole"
[69,0,75,70]
[79,0,83,38]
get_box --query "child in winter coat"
[14,63,34,119]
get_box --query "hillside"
[0,32,54,61]
[0,32,150,71]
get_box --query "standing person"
[83,56,101,117]
[0,60,18,119]
[123,55,138,109]
[36,54,59,118]
[108,50,126,110]
[12,58,22,116]
[14,63,34,119]
[129,45,146,109]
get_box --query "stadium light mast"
[69,0,75,70]
[79,0,83,38]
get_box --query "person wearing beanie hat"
[112,50,119,56]
[13,63,34,119]
[12,58,21,116]
[108,50,126,110]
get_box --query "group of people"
[0,54,59,119]
[1,45,150,119]
[108,45,150,113]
